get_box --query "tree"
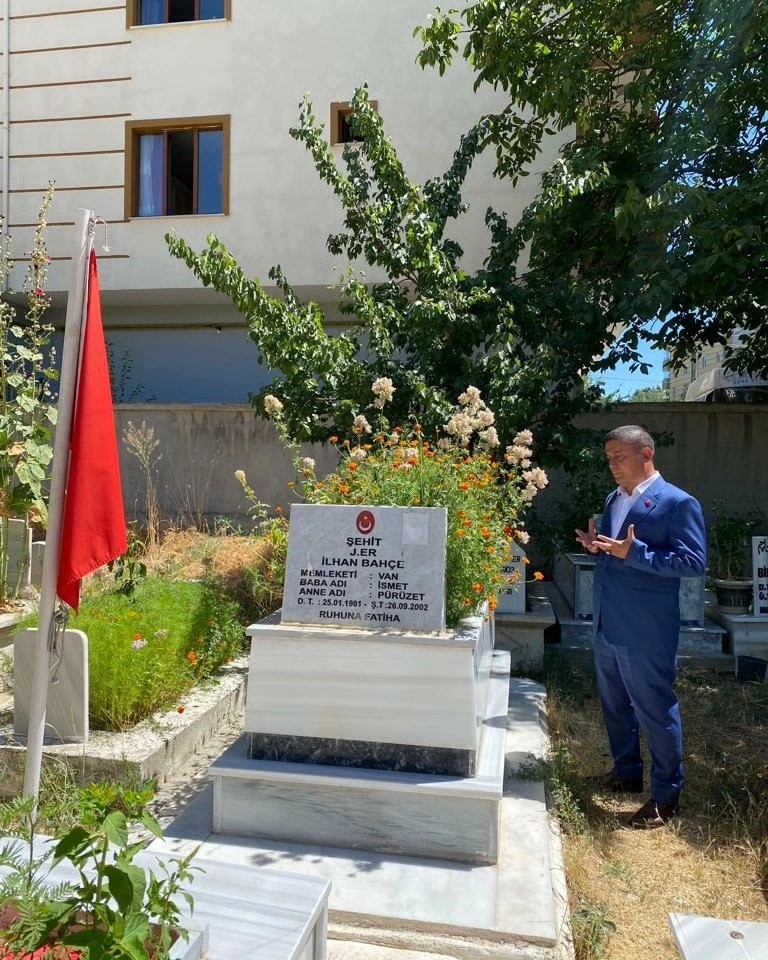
[626,386,668,402]
[167,88,608,460]
[416,0,768,379]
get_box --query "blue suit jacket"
[592,476,706,651]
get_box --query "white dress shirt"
[610,472,660,538]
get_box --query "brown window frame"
[124,115,230,219]
[329,101,379,146]
[127,0,231,28]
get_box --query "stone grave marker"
[753,535,768,618]
[496,542,526,615]
[281,503,448,631]
[14,628,88,742]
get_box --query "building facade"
[1,1,562,404]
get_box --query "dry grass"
[142,529,274,580]
[542,653,768,960]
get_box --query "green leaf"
[104,863,135,913]
[103,809,129,847]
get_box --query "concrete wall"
[559,403,768,522]
[115,403,768,530]
[115,404,339,530]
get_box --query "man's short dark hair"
[604,424,655,455]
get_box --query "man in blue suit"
[575,425,706,828]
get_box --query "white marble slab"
[245,617,493,752]
[216,654,509,864]
[669,913,768,960]
[282,504,447,631]
[13,628,88,742]
[158,678,559,951]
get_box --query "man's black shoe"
[600,772,644,794]
[629,799,679,829]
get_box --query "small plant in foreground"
[0,782,199,960]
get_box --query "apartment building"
[1,1,562,404]
[663,332,768,402]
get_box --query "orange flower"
[187,650,198,664]
[503,524,514,536]
[456,529,466,538]
[329,435,339,443]
[488,595,498,612]
[533,571,545,581]
[487,546,496,554]
[276,505,284,514]
[177,705,185,714]
[339,483,350,494]
[459,482,470,491]
[473,582,484,593]
[348,462,359,471]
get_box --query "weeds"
[571,900,616,960]
[542,652,768,960]
[122,421,161,550]
[517,744,589,836]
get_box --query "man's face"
[604,439,652,493]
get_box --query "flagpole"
[23,208,93,801]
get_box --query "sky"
[594,342,668,398]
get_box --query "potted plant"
[709,501,762,614]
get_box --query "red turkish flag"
[56,250,127,610]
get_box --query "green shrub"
[28,578,248,731]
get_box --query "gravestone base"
[706,603,768,661]
[212,650,510,864]
[245,613,495,773]
[494,593,556,671]
[544,581,730,665]
[248,731,476,777]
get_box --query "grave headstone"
[14,628,88,742]
[7,519,31,591]
[281,503,448,632]
[753,535,768,618]
[496,542,526,614]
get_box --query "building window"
[125,117,229,218]
[130,0,229,26]
[330,101,379,146]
